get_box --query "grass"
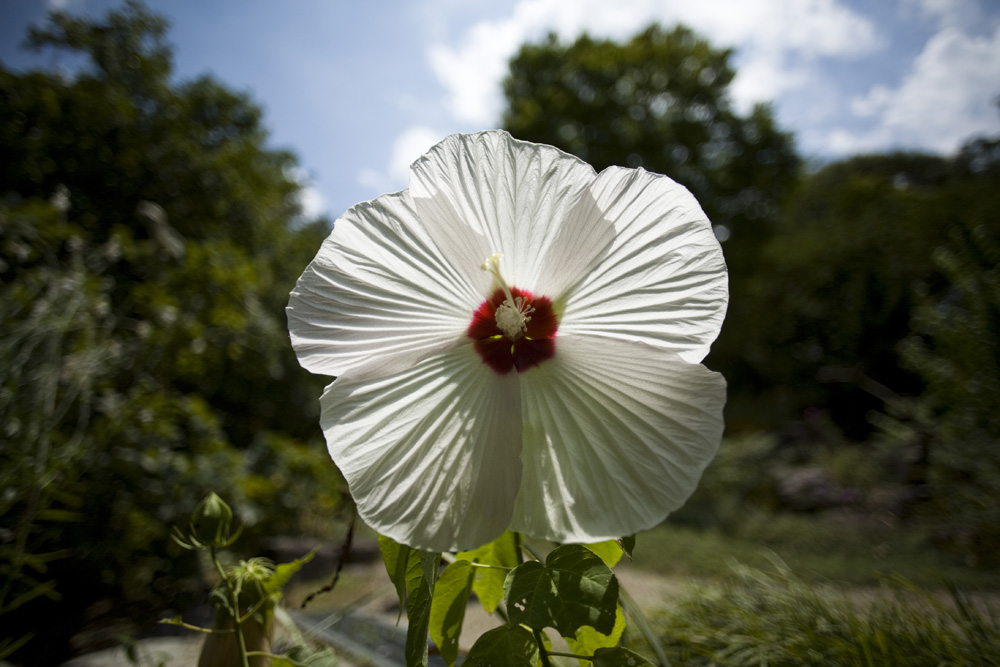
[632,513,1000,590]
[635,558,1000,666]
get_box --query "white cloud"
[426,0,881,124]
[289,167,329,218]
[297,184,327,219]
[357,125,448,194]
[831,23,1000,154]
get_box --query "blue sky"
[2,0,999,220]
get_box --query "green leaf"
[429,560,476,666]
[566,603,625,659]
[404,550,439,667]
[378,534,441,666]
[592,646,656,667]
[584,540,626,568]
[464,625,539,667]
[457,530,519,613]
[503,544,619,638]
[265,547,318,595]
[378,534,411,618]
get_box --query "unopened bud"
[190,493,235,548]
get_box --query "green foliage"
[378,535,440,667]
[735,153,962,436]
[463,625,539,667]
[740,137,1000,561]
[0,3,338,662]
[584,539,630,568]
[504,544,619,637]
[429,560,476,666]
[168,496,325,667]
[669,433,782,531]
[651,561,1000,666]
[566,604,626,659]
[379,534,656,667]
[457,529,520,613]
[885,142,1000,562]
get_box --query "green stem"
[534,628,554,667]
[238,593,272,625]
[440,551,514,572]
[211,546,250,667]
[158,618,233,634]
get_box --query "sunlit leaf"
[457,530,519,613]
[429,560,476,666]
[265,547,318,595]
[464,625,539,667]
[566,604,625,661]
[503,544,618,637]
[584,540,625,568]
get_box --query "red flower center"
[467,287,558,375]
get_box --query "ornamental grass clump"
[652,560,1000,666]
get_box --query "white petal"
[321,345,523,552]
[287,190,481,380]
[510,335,726,543]
[409,130,596,292]
[551,167,728,364]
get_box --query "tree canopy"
[503,24,800,256]
[0,3,339,662]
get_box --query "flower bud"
[189,493,235,548]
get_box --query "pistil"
[469,253,559,375]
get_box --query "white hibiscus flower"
[288,130,728,552]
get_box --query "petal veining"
[288,190,480,380]
[511,335,726,543]
[553,167,729,364]
[409,130,596,292]
[321,345,523,552]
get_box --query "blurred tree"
[889,137,1000,562]
[0,2,339,662]
[736,149,998,441]
[734,153,956,435]
[501,23,801,430]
